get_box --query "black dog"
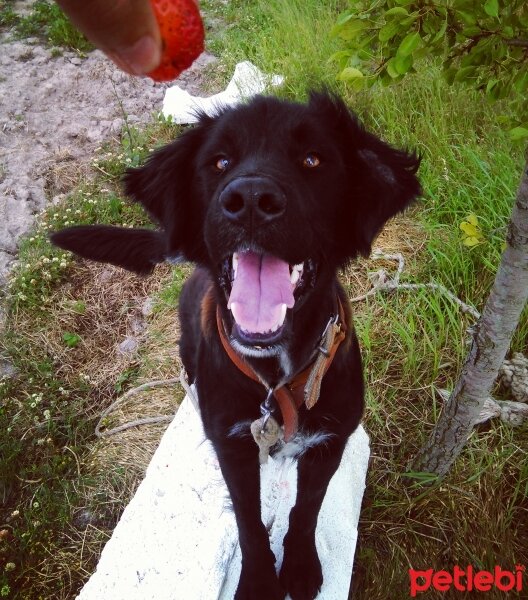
[52,92,420,600]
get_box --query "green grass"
[0,1,17,28]
[203,0,347,97]
[1,0,92,53]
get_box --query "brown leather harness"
[215,299,347,441]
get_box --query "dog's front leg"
[279,438,347,600]
[213,437,285,600]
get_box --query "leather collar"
[216,298,347,441]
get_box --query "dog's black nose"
[220,177,286,226]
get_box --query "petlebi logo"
[409,564,525,596]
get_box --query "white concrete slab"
[77,390,370,600]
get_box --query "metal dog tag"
[250,415,283,464]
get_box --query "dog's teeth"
[290,269,300,285]
[290,262,304,285]
[230,302,239,321]
[279,303,287,326]
[232,253,239,278]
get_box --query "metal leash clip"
[259,388,275,431]
[251,388,283,464]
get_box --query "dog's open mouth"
[222,250,314,345]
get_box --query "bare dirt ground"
[0,30,215,284]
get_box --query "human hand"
[55,0,163,76]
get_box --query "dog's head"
[51,92,420,351]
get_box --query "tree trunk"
[412,161,528,477]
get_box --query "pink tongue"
[228,251,295,334]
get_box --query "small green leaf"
[467,214,479,227]
[397,32,421,57]
[333,18,368,41]
[460,222,479,237]
[385,7,409,18]
[460,214,484,247]
[379,20,401,42]
[484,0,499,18]
[400,12,419,27]
[336,11,354,26]
[386,58,400,79]
[337,67,366,90]
[338,67,363,81]
[63,332,81,348]
[486,79,498,94]
[432,19,448,43]
[514,70,528,94]
[357,48,373,60]
[509,127,528,142]
[329,49,353,67]
[461,26,482,38]
[394,53,413,74]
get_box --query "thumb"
[56,0,162,75]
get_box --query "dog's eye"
[215,157,230,172]
[302,153,321,169]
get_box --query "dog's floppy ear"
[123,120,212,263]
[349,132,421,257]
[50,225,166,275]
[310,92,421,260]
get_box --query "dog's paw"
[279,542,323,600]
[234,563,285,600]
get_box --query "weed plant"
[0,0,92,53]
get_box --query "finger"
[56,0,162,75]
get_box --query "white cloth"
[162,61,284,124]
[77,390,370,600]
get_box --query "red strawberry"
[148,0,204,82]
